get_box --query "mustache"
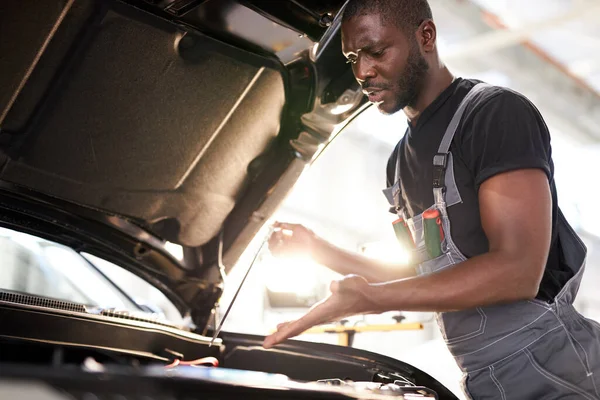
[361,81,391,91]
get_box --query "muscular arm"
[262,168,553,348]
[270,222,416,284]
[368,168,551,312]
[312,239,416,283]
[262,90,557,348]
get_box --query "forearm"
[312,237,416,283]
[368,251,542,313]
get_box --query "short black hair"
[342,0,433,34]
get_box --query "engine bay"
[1,344,438,400]
[0,294,451,399]
[1,348,438,400]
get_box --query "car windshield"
[0,226,143,313]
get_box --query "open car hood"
[0,0,367,330]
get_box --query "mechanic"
[262,0,600,398]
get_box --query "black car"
[0,1,458,398]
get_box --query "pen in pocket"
[423,209,444,259]
[392,218,415,251]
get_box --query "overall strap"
[391,129,408,220]
[433,83,491,204]
[393,140,411,220]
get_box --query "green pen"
[423,209,444,259]
[392,218,414,251]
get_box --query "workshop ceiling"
[428,0,600,144]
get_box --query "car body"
[0,1,458,398]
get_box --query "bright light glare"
[263,255,323,295]
[329,103,354,115]
[164,241,184,261]
[360,241,411,265]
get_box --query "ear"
[418,19,436,53]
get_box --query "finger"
[337,275,370,293]
[263,321,300,349]
[268,230,283,242]
[277,321,291,330]
[330,279,341,294]
[268,231,285,247]
[273,222,301,232]
[263,302,333,348]
[262,332,279,349]
[263,318,318,349]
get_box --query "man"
[263,0,600,398]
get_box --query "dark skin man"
[262,11,551,350]
[260,2,600,398]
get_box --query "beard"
[377,42,429,115]
[395,44,429,110]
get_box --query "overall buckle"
[432,153,448,189]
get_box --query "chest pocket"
[382,179,404,213]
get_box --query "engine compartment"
[0,297,455,399]
[0,339,438,400]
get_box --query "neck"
[404,63,454,126]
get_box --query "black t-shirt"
[386,77,571,302]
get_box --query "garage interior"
[215,0,600,398]
[2,0,598,398]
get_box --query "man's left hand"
[262,275,376,348]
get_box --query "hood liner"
[0,0,358,330]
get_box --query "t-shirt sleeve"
[459,90,552,189]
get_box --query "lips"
[363,88,386,103]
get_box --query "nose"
[353,58,376,84]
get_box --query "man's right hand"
[268,222,319,259]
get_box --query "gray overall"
[383,83,600,399]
